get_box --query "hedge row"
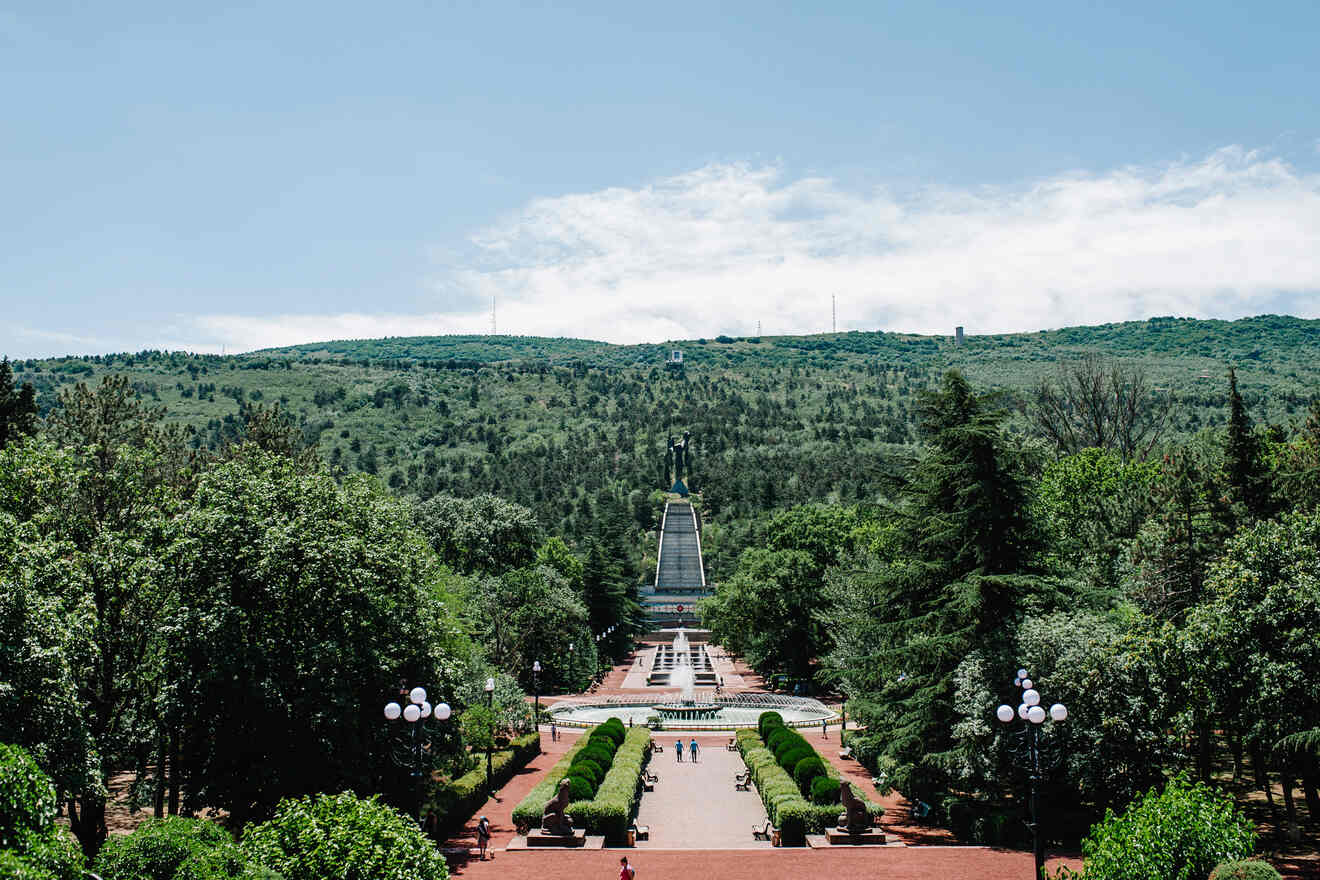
[424,732,541,836]
[512,725,652,845]
[567,728,652,844]
[735,728,882,846]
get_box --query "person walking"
[675,739,684,762]
[476,815,492,861]
[550,722,558,742]
[689,738,699,763]
[619,856,636,880]
[822,719,828,738]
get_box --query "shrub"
[596,719,626,746]
[422,731,539,837]
[793,757,827,794]
[93,817,232,880]
[0,744,83,880]
[174,844,283,880]
[241,791,448,880]
[569,760,603,786]
[778,746,814,773]
[565,775,595,801]
[1068,775,1255,880]
[587,732,619,754]
[575,744,615,767]
[765,726,795,753]
[1209,861,1283,880]
[810,776,841,805]
[0,850,56,880]
[758,712,784,739]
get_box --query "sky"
[3,1,1319,358]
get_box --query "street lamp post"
[383,684,452,822]
[995,668,1067,880]
[484,676,496,796]
[532,660,542,727]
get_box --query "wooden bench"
[838,747,853,760]
[734,771,752,791]
[651,741,664,754]
[752,819,773,840]
[726,738,738,751]
[630,822,650,841]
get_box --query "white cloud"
[196,146,1320,351]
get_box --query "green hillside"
[8,314,1320,577]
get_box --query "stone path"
[634,736,771,849]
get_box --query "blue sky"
[3,1,1319,357]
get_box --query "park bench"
[838,746,853,760]
[734,771,751,791]
[725,738,737,751]
[630,822,650,841]
[651,741,664,754]
[752,819,773,840]
[643,769,659,791]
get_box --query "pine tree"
[1221,368,1272,523]
[824,371,1046,797]
[0,358,39,449]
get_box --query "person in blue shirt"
[689,738,699,763]
[675,739,684,762]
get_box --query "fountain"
[655,629,720,721]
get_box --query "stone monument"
[525,778,587,846]
[824,781,886,845]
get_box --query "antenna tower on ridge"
[832,294,836,333]
[491,296,497,336]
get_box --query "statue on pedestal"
[540,778,575,836]
[667,432,692,495]
[836,782,873,835]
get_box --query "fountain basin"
[547,695,836,730]
[654,702,721,720]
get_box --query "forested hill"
[8,314,1320,576]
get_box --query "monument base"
[824,828,887,845]
[523,829,588,847]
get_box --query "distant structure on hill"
[642,499,709,628]
[667,432,692,497]
[955,326,965,346]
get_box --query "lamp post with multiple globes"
[484,676,496,795]
[383,684,451,822]
[532,660,542,726]
[995,668,1067,880]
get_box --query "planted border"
[424,731,541,836]
[735,728,882,845]
[512,725,652,844]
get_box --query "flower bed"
[512,724,652,844]
[424,731,541,836]
[736,726,882,846]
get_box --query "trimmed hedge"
[793,757,827,795]
[575,744,616,768]
[810,776,841,805]
[512,726,652,845]
[94,817,231,880]
[423,731,540,836]
[735,728,882,846]
[1210,861,1283,880]
[758,711,784,740]
[566,728,652,844]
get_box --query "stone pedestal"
[525,829,588,847]
[824,828,887,845]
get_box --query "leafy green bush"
[94,817,231,880]
[810,776,840,805]
[793,757,826,794]
[765,726,795,753]
[1057,775,1255,880]
[758,712,784,739]
[422,731,540,837]
[771,731,807,762]
[174,843,283,880]
[241,791,448,880]
[0,850,56,880]
[0,744,83,880]
[1209,861,1282,880]
[565,775,595,801]
[778,746,813,773]
[567,761,602,787]
[595,719,626,746]
[575,744,615,767]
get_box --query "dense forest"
[7,315,1320,579]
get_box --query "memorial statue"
[666,432,693,494]
[836,781,873,835]
[540,778,575,836]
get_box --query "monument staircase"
[642,500,712,627]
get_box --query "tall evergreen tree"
[0,358,39,449]
[823,370,1046,797]
[1221,368,1272,523]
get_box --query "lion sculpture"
[540,778,575,836]
[837,781,872,835]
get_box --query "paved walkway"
[635,737,771,849]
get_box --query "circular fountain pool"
[547,695,836,730]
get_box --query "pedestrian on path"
[619,856,635,880]
[476,815,492,861]
[675,739,684,762]
[551,722,558,742]
[689,738,699,763]
[822,719,828,738]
